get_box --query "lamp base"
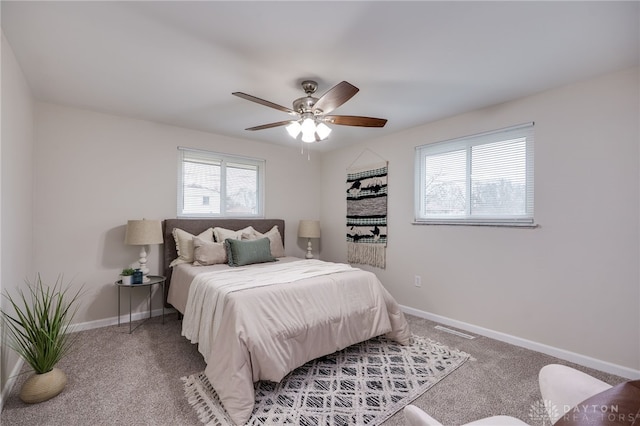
[137,246,151,282]
[306,239,314,259]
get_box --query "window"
[415,122,534,226]
[178,147,265,218]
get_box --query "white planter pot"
[120,275,132,285]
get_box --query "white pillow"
[242,225,285,258]
[192,237,227,266]
[213,226,255,243]
[169,227,214,267]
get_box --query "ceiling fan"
[232,80,387,143]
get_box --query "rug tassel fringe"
[182,374,229,426]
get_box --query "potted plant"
[1,274,82,403]
[120,268,135,285]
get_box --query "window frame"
[414,122,535,227]
[177,147,265,218]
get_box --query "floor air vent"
[434,325,476,339]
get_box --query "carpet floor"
[0,313,626,426]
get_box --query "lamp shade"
[124,219,163,245]
[298,220,321,239]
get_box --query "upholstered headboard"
[161,218,285,306]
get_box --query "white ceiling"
[2,1,638,152]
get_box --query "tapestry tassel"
[347,242,386,269]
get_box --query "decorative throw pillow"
[225,237,276,267]
[192,237,227,266]
[213,226,255,243]
[169,227,214,267]
[242,225,285,258]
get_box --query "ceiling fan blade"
[245,120,296,131]
[324,115,387,127]
[232,92,297,116]
[312,81,359,114]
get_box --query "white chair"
[403,404,529,426]
[538,364,612,424]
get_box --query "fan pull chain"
[299,141,311,161]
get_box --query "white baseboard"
[68,307,174,333]
[0,357,25,412]
[1,307,174,408]
[401,305,640,380]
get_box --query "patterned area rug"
[182,335,470,425]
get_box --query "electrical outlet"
[414,275,422,287]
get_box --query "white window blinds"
[415,122,534,226]
[177,148,265,218]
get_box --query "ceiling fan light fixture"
[301,117,315,134]
[300,117,317,142]
[286,121,301,138]
[301,129,316,143]
[315,122,332,140]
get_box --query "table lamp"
[298,220,321,259]
[124,219,163,282]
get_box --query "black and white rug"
[182,335,470,426]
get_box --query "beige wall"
[32,103,322,326]
[1,32,35,396]
[319,68,640,372]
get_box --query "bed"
[162,218,411,425]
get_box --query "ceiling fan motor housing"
[293,96,319,115]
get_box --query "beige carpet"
[0,313,626,425]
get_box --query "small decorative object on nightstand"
[298,220,321,259]
[120,268,135,285]
[124,218,163,283]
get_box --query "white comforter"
[180,258,411,425]
[182,259,356,362]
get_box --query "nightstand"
[115,275,166,333]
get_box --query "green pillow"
[225,237,277,267]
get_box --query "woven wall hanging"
[346,159,388,269]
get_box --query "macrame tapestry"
[346,161,388,268]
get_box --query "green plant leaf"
[1,274,83,374]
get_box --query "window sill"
[412,221,539,228]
